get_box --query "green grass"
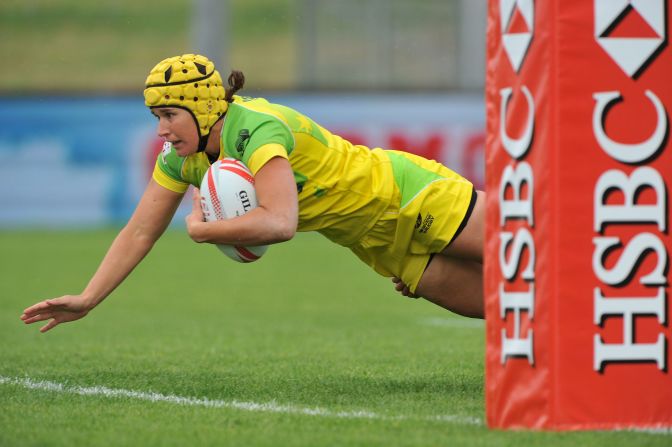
[0,230,668,446]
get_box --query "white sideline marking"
[628,428,672,435]
[420,317,485,329]
[0,376,481,426]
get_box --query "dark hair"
[225,70,245,102]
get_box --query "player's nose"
[157,119,171,139]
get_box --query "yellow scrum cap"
[144,54,227,151]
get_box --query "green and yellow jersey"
[153,95,397,246]
[152,95,474,291]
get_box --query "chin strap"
[197,134,209,152]
[198,112,226,152]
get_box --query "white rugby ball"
[200,158,268,263]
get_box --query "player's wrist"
[186,219,208,243]
[80,292,102,310]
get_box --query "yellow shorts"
[349,150,475,293]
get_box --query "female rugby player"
[21,54,484,333]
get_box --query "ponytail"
[225,70,245,102]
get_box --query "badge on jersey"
[161,141,172,165]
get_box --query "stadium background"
[0,0,485,227]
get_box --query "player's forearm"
[80,226,156,308]
[189,207,296,246]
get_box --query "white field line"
[0,376,482,426]
[3,377,669,435]
[420,317,485,329]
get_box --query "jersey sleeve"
[151,143,190,193]
[247,143,289,175]
[239,120,294,175]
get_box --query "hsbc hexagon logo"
[595,0,667,77]
[501,0,535,73]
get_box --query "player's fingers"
[192,188,202,206]
[401,286,418,298]
[392,277,419,297]
[191,190,205,220]
[22,301,53,317]
[45,298,71,309]
[40,319,60,333]
[22,312,56,325]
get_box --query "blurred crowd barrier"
[0,94,484,227]
[1,0,485,92]
[200,0,485,91]
[1,2,486,227]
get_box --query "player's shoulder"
[222,97,296,159]
[225,97,293,142]
[230,96,292,126]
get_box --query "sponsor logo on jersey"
[161,141,172,164]
[417,213,434,234]
[235,129,250,156]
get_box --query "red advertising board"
[486,0,672,429]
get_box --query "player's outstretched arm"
[20,179,184,333]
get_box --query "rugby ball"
[199,158,268,263]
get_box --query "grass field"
[0,230,669,446]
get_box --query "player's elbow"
[274,220,297,243]
[270,215,297,243]
[122,223,160,250]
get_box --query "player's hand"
[392,277,419,299]
[185,188,206,242]
[20,295,92,333]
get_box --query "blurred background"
[0,0,486,227]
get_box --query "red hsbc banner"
[486,0,672,430]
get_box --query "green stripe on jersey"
[386,151,444,208]
[268,103,329,146]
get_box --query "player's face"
[152,108,199,156]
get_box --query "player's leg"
[440,190,485,262]
[415,254,484,318]
[393,190,485,317]
[381,154,485,314]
